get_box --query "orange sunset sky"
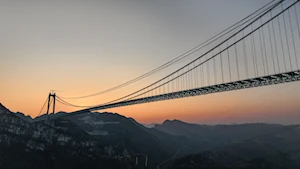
[1,0,300,124]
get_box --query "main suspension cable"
[58,0,277,100]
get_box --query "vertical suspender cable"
[267,21,276,74]
[259,25,266,75]
[251,25,258,77]
[213,50,217,84]
[227,41,232,81]
[277,16,287,71]
[234,36,240,80]
[288,8,298,69]
[261,18,269,75]
[294,3,300,69]
[282,4,293,70]
[207,54,210,85]
[271,10,281,73]
[219,46,224,83]
[242,31,249,78]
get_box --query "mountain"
[1,103,300,169]
[154,120,285,140]
[154,120,289,152]
[0,104,128,169]
[14,112,33,122]
[0,103,176,169]
[63,112,175,165]
[154,120,300,169]
[0,103,10,114]
[169,128,300,169]
[154,120,232,154]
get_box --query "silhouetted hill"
[154,120,232,153]
[0,104,124,169]
[0,103,10,114]
[15,112,33,122]
[169,135,300,169]
[157,120,300,169]
[1,104,300,169]
[64,112,174,165]
[154,120,288,151]
[0,103,175,169]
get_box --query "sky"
[0,0,300,124]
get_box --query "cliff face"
[0,106,77,148]
[0,104,174,169]
[0,104,135,169]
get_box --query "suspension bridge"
[39,0,300,119]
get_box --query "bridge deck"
[71,70,300,113]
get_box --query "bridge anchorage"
[37,0,300,120]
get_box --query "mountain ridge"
[0,103,175,168]
[1,103,300,169]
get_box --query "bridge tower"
[46,92,56,126]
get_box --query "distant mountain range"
[155,120,300,169]
[0,103,300,169]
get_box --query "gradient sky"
[1,0,300,124]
